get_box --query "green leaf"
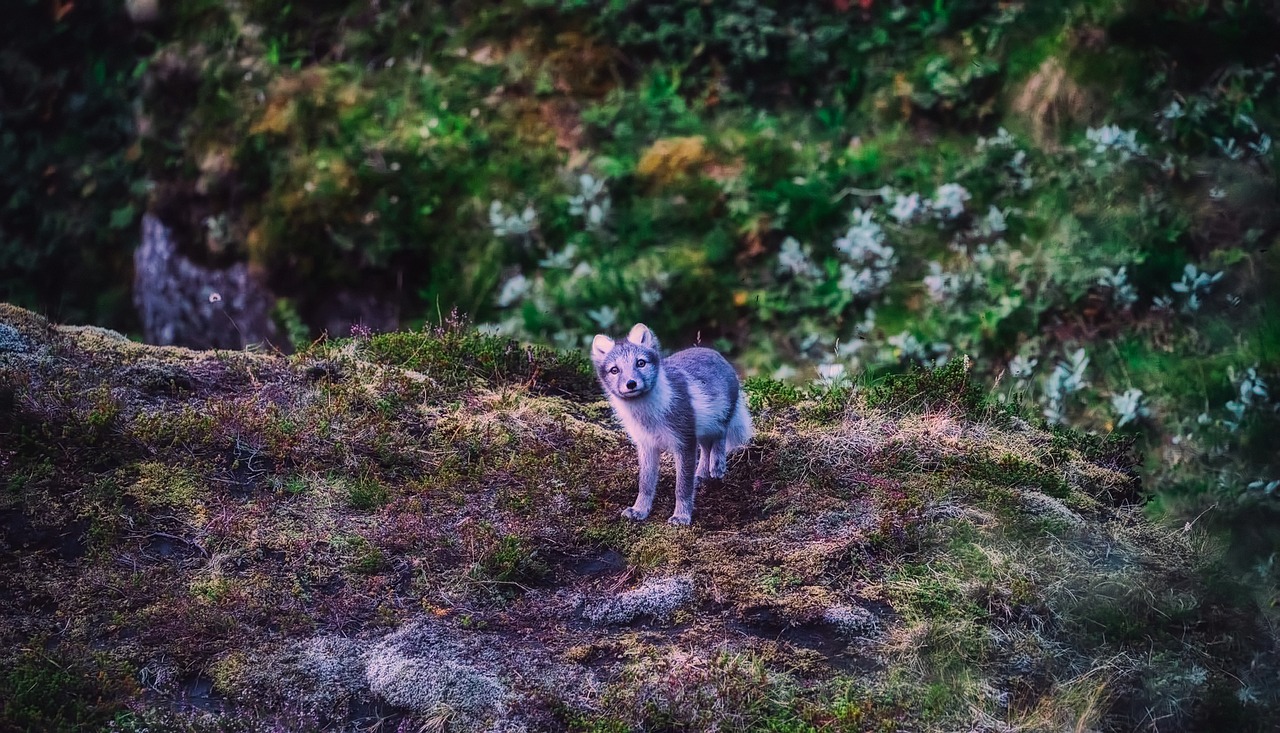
[108,204,136,230]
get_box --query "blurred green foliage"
[0,0,144,326]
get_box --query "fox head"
[591,323,661,400]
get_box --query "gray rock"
[133,213,280,350]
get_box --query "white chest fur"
[608,372,675,451]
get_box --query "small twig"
[1182,502,1217,533]
[203,475,245,485]
[606,566,637,593]
[468,578,534,593]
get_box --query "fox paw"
[667,514,691,526]
[621,507,649,521]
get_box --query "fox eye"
[609,366,619,375]
[636,359,646,368]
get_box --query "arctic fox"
[591,323,753,526]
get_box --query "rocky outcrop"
[133,214,280,349]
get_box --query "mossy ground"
[1,303,1276,732]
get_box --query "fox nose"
[626,380,637,390]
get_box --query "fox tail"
[725,390,754,453]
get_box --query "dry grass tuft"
[1011,58,1099,147]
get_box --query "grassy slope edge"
[0,303,1276,732]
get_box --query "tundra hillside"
[1,303,1276,732]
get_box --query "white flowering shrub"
[1214,136,1245,160]
[495,273,531,308]
[1111,387,1149,428]
[887,331,926,362]
[976,127,1016,151]
[922,261,958,303]
[776,237,821,279]
[538,243,579,269]
[586,305,619,330]
[833,208,885,259]
[922,261,985,304]
[1044,348,1090,424]
[1170,264,1224,313]
[480,168,678,348]
[1085,124,1147,162]
[1249,133,1272,156]
[1224,366,1270,431]
[1009,355,1037,380]
[1210,115,1271,160]
[1157,99,1185,129]
[833,208,897,299]
[931,183,971,220]
[979,205,1008,236]
[975,129,1035,192]
[488,200,538,239]
[1097,266,1139,307]
[567,173,611,232]
[883,331,950,365]
[771,364,798,380]
[889,192,924,223]
[1247,479,1280,496]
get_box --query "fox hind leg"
[710,437,728,479]
[695,440,714,483]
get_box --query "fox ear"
[627,323,656,348]
[591,334,614,363]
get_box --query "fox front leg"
[669,442,698,526]
[622,445,660,521]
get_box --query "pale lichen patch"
[822,604,881,636]
[0,323,29,354]
[582,575,695,625]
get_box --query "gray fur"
[591,323,753,525]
